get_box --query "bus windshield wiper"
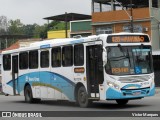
[109,55,128,61]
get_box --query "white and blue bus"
[2,33,155,107]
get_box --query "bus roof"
[2,32,149,54]
[2,35,99,54]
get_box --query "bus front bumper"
[106,85,155,100]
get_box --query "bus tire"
[77,86,92,107]
[33,98,41,103]
[116,99,129,105]
[5,94,9,96]
[24,85,34,103]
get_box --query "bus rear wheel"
[116,99,129,105]
[77,86,92,107]
[24,85,41,103]
[24,85,34,103]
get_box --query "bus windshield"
[105,45,153,75]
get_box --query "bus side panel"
[39,70,48,99]
[50,67,75,101]
[18,69,29,96]
[2,70,14,95]
[28,69,40,99]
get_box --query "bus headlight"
[107,82,120,90]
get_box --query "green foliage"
[39,24,48,39]
[0,29,6,35]
[48,21,70,31]
[33,24,47,38]
[22,24,37,37]
[0,16,70,39]
[0,15,71,50]
[48,21,60,30]
[8,19,24,35]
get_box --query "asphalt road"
[0,94,159,120]
[0,93,159,111]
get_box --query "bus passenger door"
[12,55,19,95]
[86,45,104,98]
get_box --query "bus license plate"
[132,91,141,96]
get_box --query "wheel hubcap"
[26,90,30,101]
[80,91,86,103]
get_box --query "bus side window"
[19,52,28,69]
[62,46,73,67]
[74,44,84,66]
[52,47,61,67]
[40,50,49,68]
[29,50,38,69]
[3,54,11,71]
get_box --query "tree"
[0,15,8,34]
[8,19,24,35]
[33,21,59,39]
[39,24,48,39]
[47,21,70,31]
[33,23,49,39]
[48,21,60,30]
[34,21,69,39]
[23,23,37,37]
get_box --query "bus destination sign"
[107,35,150,43]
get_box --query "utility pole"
[130,0,134,33]
[65,12,68,38]
[115,0,134,32]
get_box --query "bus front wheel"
[116,99,129,105]
[77,86,92,107]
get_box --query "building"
[70,19,92,38]
[91,0,160,50]
[44,2,160,50]
[47,19,92,39]
[44,13,91,39]
[48,30,70,39]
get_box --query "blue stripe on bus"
[7,71,76,100]
[70,39,84,44]
[121,84,142,89]
[40,44,50,49]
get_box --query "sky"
[0,0,91,25]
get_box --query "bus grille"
[118,75,151,83]
[121,87,150,96]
